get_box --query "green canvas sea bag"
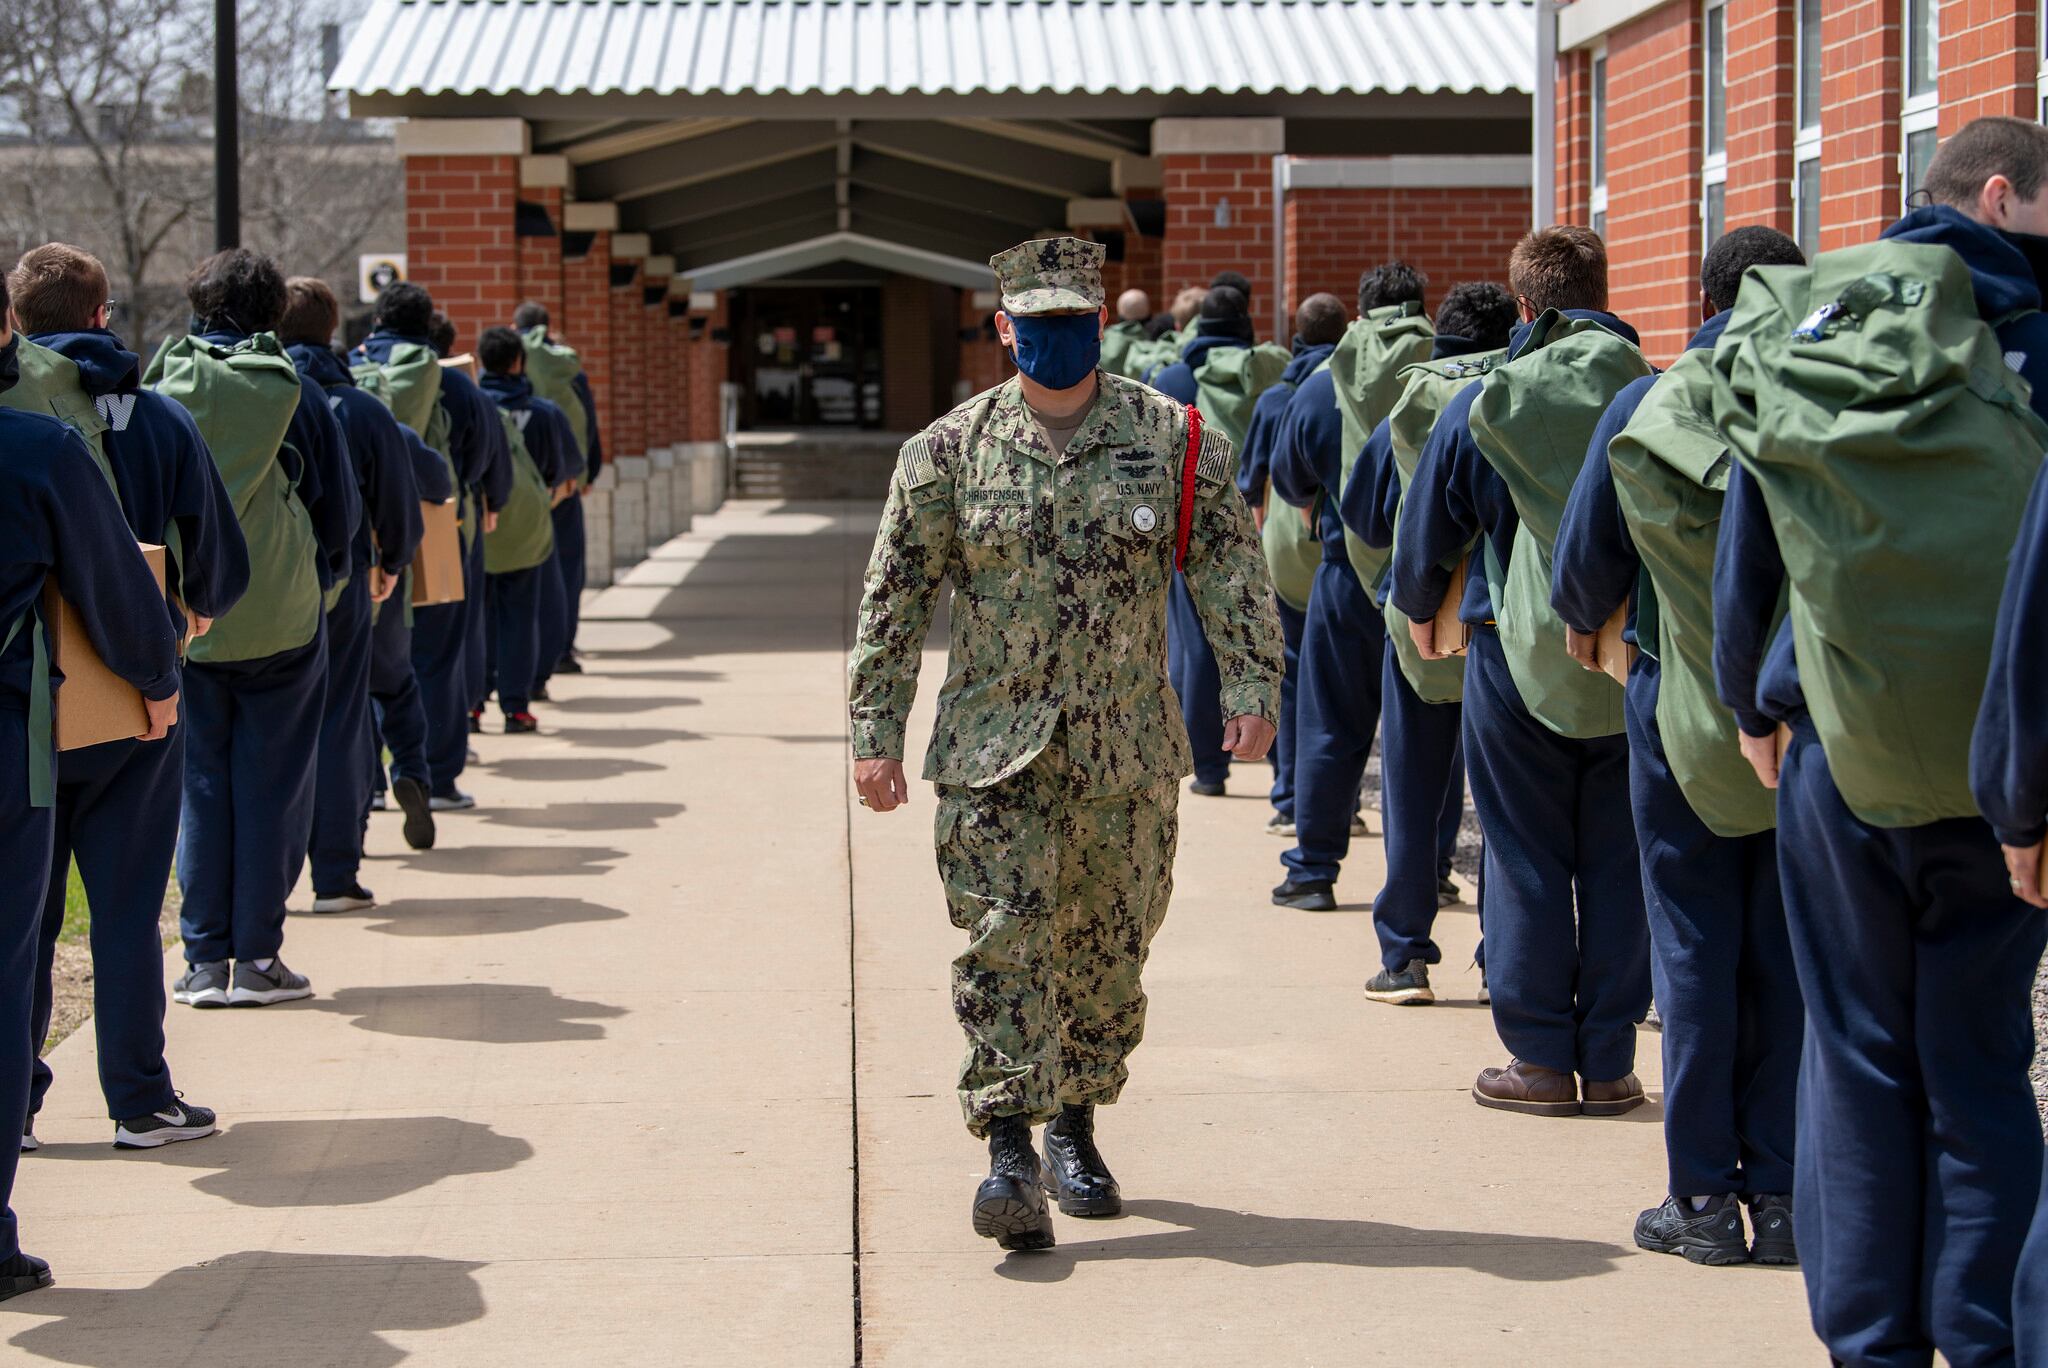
[1381,350,1504,704]
[0,340,114,486]
[520,327,590,468]
[1196,343,1315,609]
[483,408,558,575]
[145,332,320,664]
[1470,311,1653,739]
[1608,349,1776,836]
[1099,320,1149,380]
[1332,303,1435,591]
[1709,242,2048,827]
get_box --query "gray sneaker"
[172,961,230,1009]
[115,1098,218,1150]
[229,959,313,1007]
[1364,959,1435,1005]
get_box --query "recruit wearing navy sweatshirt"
[354,332,514,514]
[1236,339,1335,507]
[1549,316,1727,639]
[1269,366,1353,564]
[194,328,358,593]
[1149,323,1255,406]
[1975,461,2048,847]
[1344,334,1491,605]
[567,366,605,486]
[1714,207,2048,740]
[1391,310,1643,629]
[31,329,251,635]
[478,372,578,489]
[286,342,425,579]
[0,356,180,710]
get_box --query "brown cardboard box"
[411,499,466,607]
[1432,556,1471,657]
[44,543,164,751]
[438,353,479,381]
[1595,605,1636,687]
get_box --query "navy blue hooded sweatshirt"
[1549,313,1728,642]
[1391,309,1643,628]
[477,372,577,489]
[195,327,357,594]
[288,342,425,578]
[1975,459,2048,846]
[1150,321,1256,406]
[1236,339,1334,507]
[1269,366,1351,563]
[31,328,250,634]
[354,331,514,513]
[1715,206,2048,739]
[0,345,181,709]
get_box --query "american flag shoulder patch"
[900,435,938,490]
[1195,426,1233,484]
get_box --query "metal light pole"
[214,0,240,250]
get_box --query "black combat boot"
[1040,1103,1122,1217]
[972,1116,1055,1251]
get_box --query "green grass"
[59,861,89,944]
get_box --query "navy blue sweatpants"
[411,596,469,795]
[1372,642,1464,973]
[1270,596,1306,822]
[1626,663,1800,1200]
[2018,1148,2048,1368]
[369,590,430,789]
[0,712,56,1262]
[1167,572,1227,786]
[1461,629,1648,1080]
[485,566,542,718]
[462,509,489,712]
[308,575,373,895]
[1777,720,2045,1368]
[29,730,182,1123]
[1283,560,1385,886]
[178,623,328,965]
[537,496,584,682]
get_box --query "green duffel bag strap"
[1260,483,1318,612]
[483,409,557,574]
[1333,305,1435,591]
[1,609,54,808]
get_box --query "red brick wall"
[561,231,613,453]
[1941,0,2038,130]
[404,154,519,348]
[668,311,691,444]
[1163,153,1276,315]
[685,294,731,445]
[958,291,1009,398]
[1820,0,1901,250]
[1282,185,1529,318]
[1603,1,1706,363]
[642,274,673,449]
[608,258,647,460]
[1557,47,1594,228]
[517,186,565,323]
[1725,0,1796,234]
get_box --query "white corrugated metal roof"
[335,0,1534,102]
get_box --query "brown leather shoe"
[1581,1073,1646,1117]
[1472,1059,1580,1116]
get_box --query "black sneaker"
[1188,779,1226,798]
[229,959,313,1007]
[468,708,485,735]
[1271,878,1336,911]
[0,1252,52,1303]
[172,961,230,1009]
[556,654,583,675]
[1747,1193,1797,1266]
[115,1097,218,1149]
[392,776,436,850]
[531,683,552,703]
[505,712,539,734]
[1266,813,1296,837]
[311,883,375,914]
[20,1121,38,1153]
[1437,876,1461,907]
[1364,959,1435,1005]
[1634,1193,1751,1266]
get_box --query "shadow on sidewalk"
[478,801,686,833]
[388,844,627,877]
[481,755,664,783]
[309,984,628,1044]
[993,1199,1628,1283]
[544,694,702,714]
[31,1117,533,1207]
[542,726,705,750]
[2,1250,487,1367]
[334,896,628,938]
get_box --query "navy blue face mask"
[1007,313,1102,389]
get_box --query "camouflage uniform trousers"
[934,728,1179,1137]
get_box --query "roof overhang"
[682,231,995,291]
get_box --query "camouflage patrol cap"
[989,237,1107,315]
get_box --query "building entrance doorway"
[732,285,883,428]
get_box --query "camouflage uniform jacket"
[849,372,1285,798]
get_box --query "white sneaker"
[228,959,313,1007]
[429,788,476,812]
[369,792,387,812]
[310,884,376,914]
[1265,813,1296,838]
[20,1123,38,1153]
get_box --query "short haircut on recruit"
[8,243,110,334]
[1508,225,1609,314]
[1923,116,2048,210]
[278,276,341,348]
[1701,226,1806,313]
[478,325,525,374]
[1295,292,1348,346]
[1357,261,1427,315]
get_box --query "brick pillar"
[1555,48,1592,228]
[560,202,616,450]
[1941,0,2038,131]
[1725,0,1797,235]
[608,234,649,462]
[1115,155,1167,314]
[1604,1,1705,362]
[1820,0,1902,251]
[958,289,1008,399]
[1155,119,1283,334]
[641,256,675,451]
[397,119,528,347]
[667,295,691,447]
[516,155,570,323]
[686,294,730,445]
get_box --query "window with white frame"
[1794,0,1822,255]
[1702,0,1728,244]
[1901,0,1938,208]
[1591,48,1609,239]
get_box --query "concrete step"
[733,444,897,500]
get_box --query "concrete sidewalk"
[7,500,1815,1365]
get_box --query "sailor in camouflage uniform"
[849,237,1284,1251]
